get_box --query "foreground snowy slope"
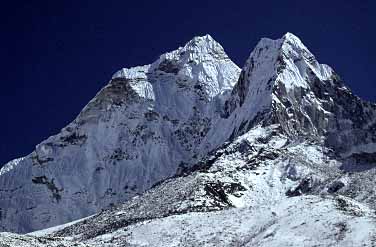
[4,125,376,246]
[1,32,376,246]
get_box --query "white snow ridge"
[1,33,376,247]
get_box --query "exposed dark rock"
[204,181,246,207]
[60,132,87,146]
[335,197,364,217]
[144,111,160,121]
[32,176,63,202]
[157,60,180,74]
[286,177,313,197]
[109,148,128,162]
[31,154,54,166]
[327,181,345,193]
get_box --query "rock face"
[0,34,240,233]
[1,32,376,246]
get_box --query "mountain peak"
[183,34,225,56]
[185,34,217,48]
[234,32,333,102]
[282,32,302,43]
[148,34,239,98]
[155,34,229,67]
[111,34,239,101]
[111,34,224,80]
[253,32,305,52]
[221,32,376,151]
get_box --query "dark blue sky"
[0,0,375,165]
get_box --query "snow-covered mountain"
[1,33,376,246]
[0,34,240,233]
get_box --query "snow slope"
[9,124,376,246]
